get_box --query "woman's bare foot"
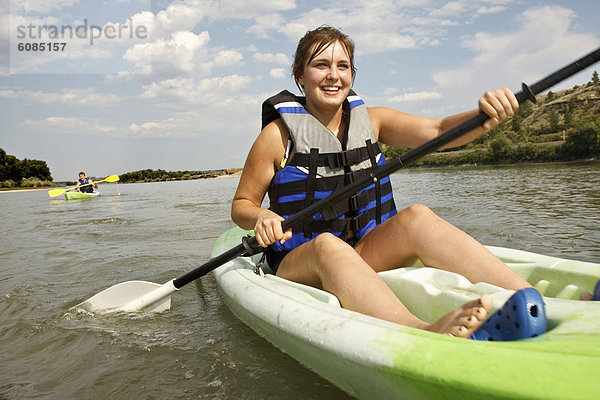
[425,294,493,338]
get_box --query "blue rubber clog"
[471,288,546,341]
[593,280,600,301]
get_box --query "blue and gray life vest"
[262,90,397,253]
[79,178,93,193]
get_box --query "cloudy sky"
[1,0,599,181]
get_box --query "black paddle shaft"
[173,47,600,289]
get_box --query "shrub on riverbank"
[21,177,54,188]
[1,179,17,188]
[561,121,600,159]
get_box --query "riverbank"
[118,168,243,184]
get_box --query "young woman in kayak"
[231,26,534,338]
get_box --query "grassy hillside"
[382,72,600,167]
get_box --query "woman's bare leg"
[355,204,532,290]
[276,232,493,337]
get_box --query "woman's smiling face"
[298,40,353,113]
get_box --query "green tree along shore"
[381,72,600,167]
[118,168,243,183]
[0,148,53,188]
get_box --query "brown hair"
[292,26,356,92]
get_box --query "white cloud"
[195,74,253,94]
[212,50,244,67]
[123,30,210,77]
[408,16,458,27]
[23,116,117,135]
[357,31,416,54]
[0,87,120,106]
[215,0,296,19]
[270,68,286,79]
[253,52,290,65]
[247,14,286,38]
[12,0,81,13]
[139,74,253,103]
[388,91,442,102]
[430,1,467,18]
[128,118,179,137]
[149,0,215,39]
[476,6,506,15]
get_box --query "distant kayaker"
[231,26,535,338]
[76,172,98,193]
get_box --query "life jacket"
[79,178,94,193]
[262,90,397,253]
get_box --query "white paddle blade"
[73,280,177,314]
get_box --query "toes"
[473,306,488,321]
[449,325,469,337]
[461,315,479,328]
[479,294,493,310]
[452,296,493,338]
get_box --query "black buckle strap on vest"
[320,177,346,221]
[269,175,341,202]
[351,190,371,210]
[302,218,348,234]
[289,147,371,169]
[325,147,367,169]
[303,148,319,239]
[285,141,382,170]
[321,176,394,221]
[350,199,396,232]
[322,189,370,221]
[322,199,348,221]
[365,139,382,224]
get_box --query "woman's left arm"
[370,87,519,149]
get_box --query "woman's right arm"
[231,119,292,247]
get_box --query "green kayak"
[64,191,101,200]
[211,226,600,400]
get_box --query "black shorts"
[264,246,289,275]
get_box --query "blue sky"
[1,0,599,181]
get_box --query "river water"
[1,161,599,399]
